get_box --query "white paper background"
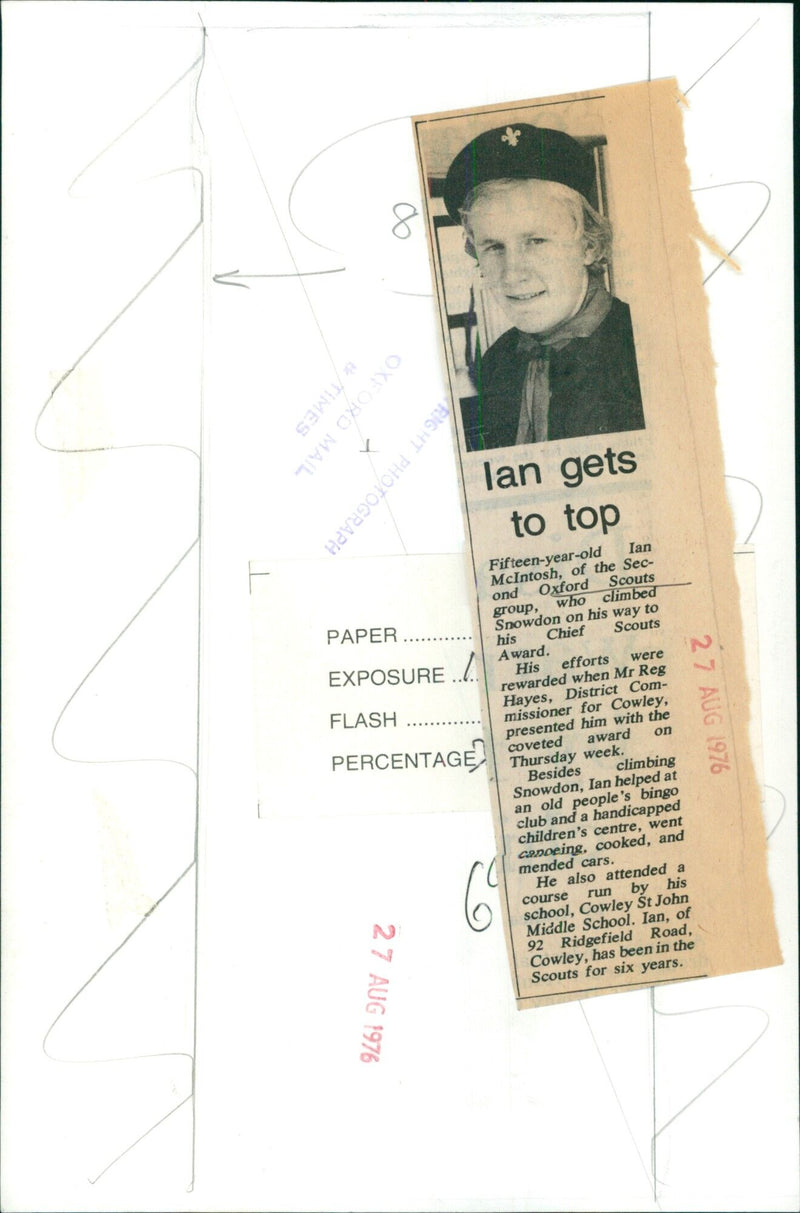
[2,3,796,1211]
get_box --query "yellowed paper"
[413,79,781,1008]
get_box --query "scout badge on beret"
[443,122,598,222]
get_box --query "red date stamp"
[689,635,732,774]
[359,923,396,1063]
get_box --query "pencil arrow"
[213,267,346,288]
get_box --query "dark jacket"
[460,297,644,450]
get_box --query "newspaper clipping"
[413,79,781,1008]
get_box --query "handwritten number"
[391,202,418,239]
[690,634,713,651]
[373,924,396,940]
[371,948,393,963]
[469,737,487,774]
[465,857,499,931]
[465,860,493,932]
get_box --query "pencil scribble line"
[683,19,760,97]
[763,784,787,840]
[690,181,771,286]
[647,11,651,83]
[43,862,196,1061]
[188,19,207,1192]
[213,266,346,287]
[35,185,203,452]
[50,539,199,767]
[69,56,204,196]
[286,113,436,301]
[193,17,207,142]
[652,1001,770,1146]
[88,1094,193,1185]
[209,44,409,553]
[287,115,408,254]
[580,1000,660,1204]
[724,474,763,545]
[38,30,207,1189]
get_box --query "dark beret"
[443,123,597,223]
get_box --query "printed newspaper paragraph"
[413,79,781,1007]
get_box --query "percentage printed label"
[359,923,396,1063]
[689,634,732,774]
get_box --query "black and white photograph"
[418,104,645,450]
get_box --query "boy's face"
[469,179,593,334]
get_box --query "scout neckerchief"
[514,274,612,444]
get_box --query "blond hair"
[459,178,612,276]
